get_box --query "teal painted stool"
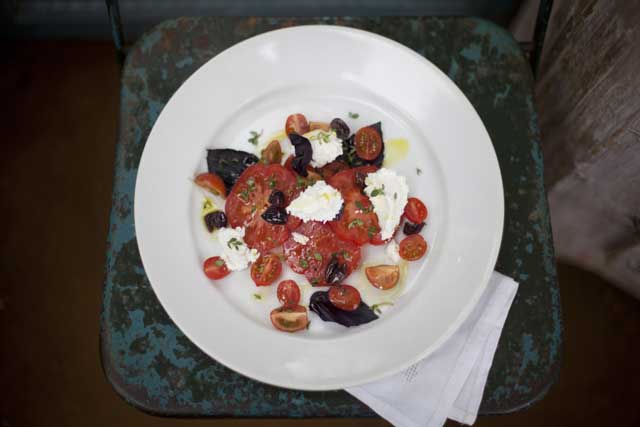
[101,17,561,417]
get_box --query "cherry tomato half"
[195,172,227,198]
[285,113,310,136]
[399,234,428,261]
[354,126,383,161]
[277,280,301,307]
[250,254,282,286]
[309,121,330,131]
[260,140,283,165]
[328,284,361,311]
[270,305,309,332]
[203,256,230,280]
[404,197,428,223]
[365,265,400,290]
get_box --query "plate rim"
[134,24,504,390]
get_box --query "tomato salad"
[196,114,429,332]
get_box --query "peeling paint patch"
[460,44,481,61]
[176,57,194,69]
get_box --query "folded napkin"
[347,272,518,427]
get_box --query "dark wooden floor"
[1,41,639,427]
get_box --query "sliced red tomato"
[285,113,310,136]
[203,256,230,280]
[277,280,301,307]
[286,214,302,231]
[283,221,361,286]
[370,233,389,246]
[370,225,399,245]
[270,305,309,332]
[195,172,226,198]
[328,284,361,311]
[329,191,380,245]
[318,160,349,180]
[250,254,282,286]
[326,166,381,245]
[404,197,428,223]
[354,126,383,161]
[365,265,400,290]
[399,234,428,261]
[225,164,300,253]
[326,165,377,194]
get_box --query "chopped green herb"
[277,253,286,262]
[368,225,378,238]
[238,189,250,202]
[227,237,243,250]
[214,259,225,267]
[247,177,256,192]
[310,130,333,143]
[296,176,306,189]
[348,112,360,119]
[344,144,357,164]
[253,293,262,300]
[341,249,352,261]
[355,200,372,213]
[310,278,320,285]
[416,167,423,176]
[256,263,264,273]
[313,252,323,261]
[348,218,364,229]
[250,205,257,214]
[248,129,263,145]
[371,302,394,315]
[370,186,385,197]
[202,199,214,210]
[268,176,277,188]
[300,259,309,269]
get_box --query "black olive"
[204,211,227,232]
[289,134,312,177]
[403,221,425,235]
[268,190,285,207]
[261,205,288,225]
[330,118,350,140]
[354,171,367,189]
[325,255,347,284]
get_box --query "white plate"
[135,26,503,390]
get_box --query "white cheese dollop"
[291,232,310,245]
[217,227,259,271]
[386,240,401,263]
[303,129,343,167]
[364,168,409,240]
[286,181,344,223]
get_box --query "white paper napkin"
[347,271,519,427]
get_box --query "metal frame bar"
[105,0,555,74]
[106,0,126,63]
[531,0,554,76]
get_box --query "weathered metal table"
[101,17,562,417]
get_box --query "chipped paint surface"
[101,17,562,417]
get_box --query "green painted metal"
[101,17,562,417]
